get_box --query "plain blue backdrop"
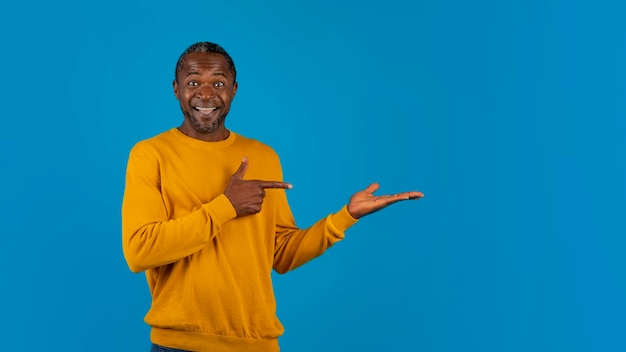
[1,0,625,351]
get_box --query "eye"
[187,81,199,86]
[214,81,225,87]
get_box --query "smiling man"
[122,42,424,352]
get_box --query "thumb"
[363,182,380,194]
[233,157,249,178]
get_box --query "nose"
[196,84,215,99]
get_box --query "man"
[122,42,424,352]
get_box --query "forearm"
[273,205,357,274]
[122,194,236,272]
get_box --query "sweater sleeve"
[272,189,359,274]
[121,142,237,273]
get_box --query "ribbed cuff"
[204,194,238,226]
[329,205,359,232]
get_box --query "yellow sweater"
[122,128,357,352]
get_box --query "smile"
[194,107,218,114]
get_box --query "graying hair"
[175,42,237,82]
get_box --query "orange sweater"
[122,128,357,351]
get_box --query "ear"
[173,79,179,100]
[232,81,238,98]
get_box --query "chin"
[195,120,224,134]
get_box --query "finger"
[255,180,293,189]
[379,194,410,204]
[363,182,380,194]
[383,191,424,200]
[408,191,425,199]
[371,193,419,206]
[233,157,249,178]
[389,191,424,199]
[386,192,423,201]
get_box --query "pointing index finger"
[255,180,293,189]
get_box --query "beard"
[184,110,227,135]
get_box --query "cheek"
[221,93,234,104]
[181,90,194,101]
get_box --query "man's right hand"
[224,157,293,217]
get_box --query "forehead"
[179,52,232,77]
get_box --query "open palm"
[347,182,424,219]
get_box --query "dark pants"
[151,343,191,352]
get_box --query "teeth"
[196,107,216,111]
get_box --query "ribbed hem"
[328,205,359,233]
[151,327,280,352]
[203,194,237,226]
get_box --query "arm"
[273,183,424,274]
[273,203,358,274]
[121,143,237,273]
[122,152,291,273]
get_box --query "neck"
[178,125,230,142]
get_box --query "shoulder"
[233,133,284,178]
[234,133,280,159]
[129,129,177,156]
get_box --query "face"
[174,52,238,141]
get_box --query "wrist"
[346,204,362,219]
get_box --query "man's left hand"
[347,183,424,219]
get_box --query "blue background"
[1,0,625,351]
